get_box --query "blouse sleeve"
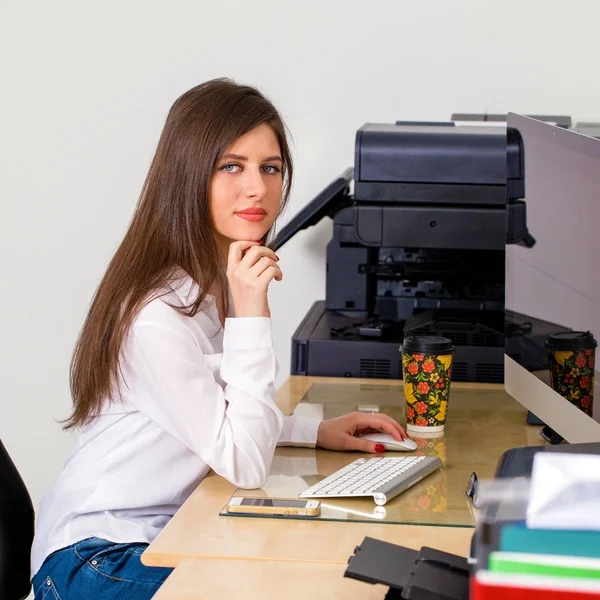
[122,315,283,489]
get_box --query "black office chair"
[0,439,35,600]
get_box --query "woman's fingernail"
[275,254,280,260]
[375,444,385,453]
[257,240,263,245]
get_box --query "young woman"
[30,78,407,599]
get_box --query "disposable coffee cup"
[401,336,454,434]
[545,331,597,417]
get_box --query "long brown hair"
[66,78,293,429]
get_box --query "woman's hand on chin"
[227,240,281,318]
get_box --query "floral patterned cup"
[401,336,454,434]
[545,331,597,417]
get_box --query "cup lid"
[545,330,597,351]
[401,335,454,354]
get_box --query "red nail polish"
[375,444,385,453]
[257,240,263,245]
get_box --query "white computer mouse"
[358,432,417,451]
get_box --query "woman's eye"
[262,165,281,174]
[220,164,241,173]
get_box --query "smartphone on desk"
[226,497,321,517]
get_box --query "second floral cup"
[401,336,454,434]
[545,331,596,417]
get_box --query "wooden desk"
[153,559,387,600]
[143,376,540,570]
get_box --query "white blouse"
[31,274,320,576]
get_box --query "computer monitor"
[505,113,600,443]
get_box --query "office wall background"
[2,0,599,510]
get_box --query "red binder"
[471,571,600,600]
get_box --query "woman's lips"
[235,211,266,222]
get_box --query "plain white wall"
[2,0,600,511]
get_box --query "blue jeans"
[32,537,173,599]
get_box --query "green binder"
[490,551,600,580]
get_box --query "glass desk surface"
[220,382,545,528]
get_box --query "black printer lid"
[272,168,352,251]
[355,123,509,186]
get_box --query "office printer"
[274,122,534,383]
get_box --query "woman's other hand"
[316,412,407,452]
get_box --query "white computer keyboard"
[299,456,442,506]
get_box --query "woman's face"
[210,123,283,253]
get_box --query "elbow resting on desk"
[218,446,274,490]
[205,413,282,489]
[234,473,269,490]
